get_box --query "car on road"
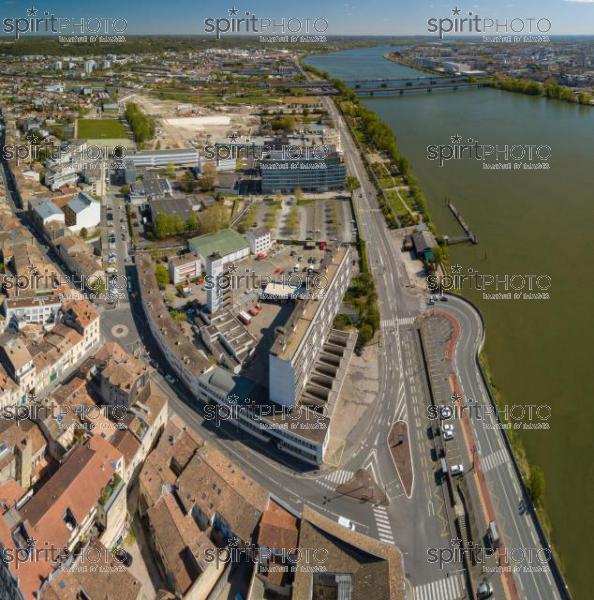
[427,296,434,306]
[476,580,494,599]
[442,423,455,441]
[450,464,464,477]
[439,405,453,420]
[113,548,133,567]
[337,516,356,531]
[439,295,448,301]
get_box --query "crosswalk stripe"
[413,574,465,600]
[481,447,508,472]
[398,316,417,326]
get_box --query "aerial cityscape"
[0,1,591,600]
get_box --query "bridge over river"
[345,76,489,95]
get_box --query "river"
[305,45,594,599]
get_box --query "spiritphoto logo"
[204,7,328,41]
[426,134,551,170]
[427,7,551,41]
[2,6,127,40]
[427,537,552,572]
[203,135,330,166]
[3,140,129,170]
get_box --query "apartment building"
[269,245,353,409]
[245,227,272,255]
[168,253,201,285]
[1,296,62,330]
[63,192,101,233]
[136,253,213,396]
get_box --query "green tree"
[199,161,217,192]
[346,176,360,194]
[166,162,175,179]
[528,465,545,506]
[80,227,88,239]
[155,264,170,289]
[186,212,199,232]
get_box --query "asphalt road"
[436,295,567,600]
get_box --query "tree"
[166,162,175,179]
[199,161,217,192]
[357,323,374,347]
[120,185,130,195]
[186,212,199,232]
[199,203,229,234]
[346,176,360,194]
[80,227,88,239]
[528,465,545,506]
[294,187,304,203]
[155,264,170,289]
[182,170,196,193]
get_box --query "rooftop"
[189,228,249,259]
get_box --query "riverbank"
[304,46,593,599]
[385,51,593,106]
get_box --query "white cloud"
[564,0,594,3]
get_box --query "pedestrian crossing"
[324,469,354,485]
[480,447,509,472]
[413,573,465,600]
[318,469,354,490]
[373,505,395,545]
[398,316,417,326]
[381,316,417,328]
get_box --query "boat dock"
[446,201,477,244]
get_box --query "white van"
[338,516,356,531]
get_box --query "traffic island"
[336,468,388,505]
[388,421,413,497]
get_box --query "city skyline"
[0,0,593,36]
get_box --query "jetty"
[446,201,477,245]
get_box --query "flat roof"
[189,228,249,259]
[271,245,350,361]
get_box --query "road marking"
[398,316,417,326]
[481,447,508,472]
[413,573,464,600]
[381,318,397,328]
[323,469,354,486]
[373,505,395,544]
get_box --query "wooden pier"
[446,202,477,244]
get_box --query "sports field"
[77,119,128,139]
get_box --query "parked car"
[113,548,132,567]
[450,464,464,477]
[476,580,494,599]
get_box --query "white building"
[128,148,199,168]
[245,227,272,255]
[269,245,353,409]
[188,228,250,270]
[31,200,65,229]
[84,59,95,74]
[168,253,201,285]
[45,167,78,191]
[63,192,101,233]
[2,296,62,330]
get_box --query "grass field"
[77,119,127,139]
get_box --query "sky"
[1,0,594,36]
